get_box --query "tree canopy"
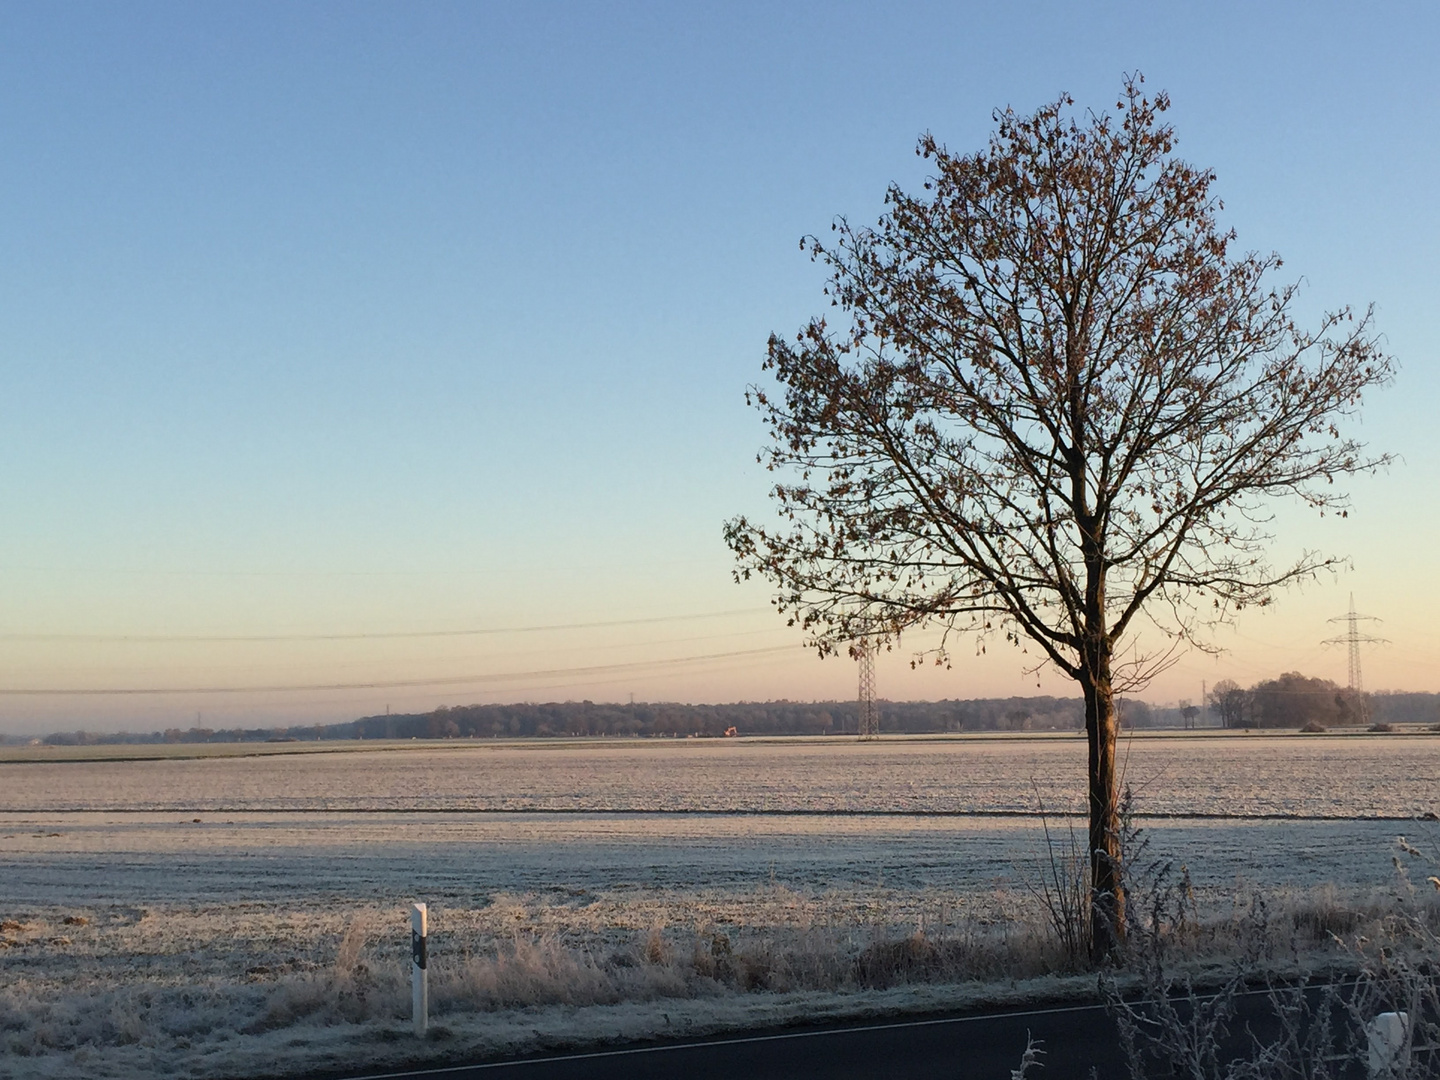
[727,77,1392,956]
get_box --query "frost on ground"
[4,810,1438,1079]
[7,881,1433,1080]
[0,871,1097,1080]
[3,736,1439,1078]
[3,733,1439,817]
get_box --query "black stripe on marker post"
[410,903,428,1037]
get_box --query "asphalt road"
[337,1002,1131,1080]
[328,985,1409,1080]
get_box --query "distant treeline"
[30,696,1095,744]
[19,686,1440,745]
[345,697,1098,740]
[1209,674,1440,730]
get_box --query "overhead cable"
[0,645,799,696]
[0,608,761,644]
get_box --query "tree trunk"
[1083,663,1125,962]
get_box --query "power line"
[0,645,798,696]
[7,626,788,682]
[138,649,807,712]
[0,608,761,644]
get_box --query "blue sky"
[1,2,1436,732]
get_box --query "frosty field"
[3,734,1439,1078]
[6,730,1440,816]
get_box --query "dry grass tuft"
[248,912,406,1032]
[1104,834,1440,1078]
[853,931,939,987]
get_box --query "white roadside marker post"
[411,902,428,1038]
[1366,1011,1409,1079]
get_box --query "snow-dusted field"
[6,731,1440,816]
[2,810,1429,911]
[3,734,1439,1078]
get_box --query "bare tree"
[725,77,1391,958]
[1207,679,1248,729]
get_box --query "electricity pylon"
[856,641,879,740]
[1323,593,1385,693]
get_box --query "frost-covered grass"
[4,737,1439,1078]
[4,877,1438,1080]
[0,892,1057,1078]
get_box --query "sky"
[0,1,1436,734]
